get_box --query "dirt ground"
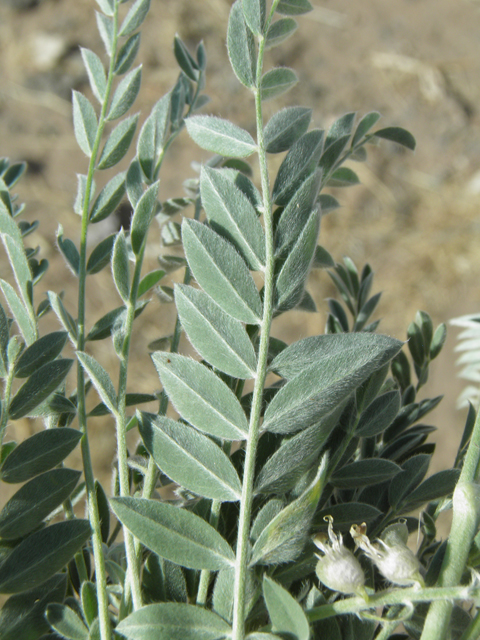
[1,0,480,505]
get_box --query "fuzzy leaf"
[242,0,266,35]
[111,497,235,570]
[200,166,265,270]
[80,48,106,103]
[276,0,313,15]
[0,520,91,594]
[175,284,257,379]
[264,106,311,154]
[115,33,141,75]
[107,66,142,121]
[130,181,159,254]
[117,603,231,640]
[182,219,262,323]
[86,234,116,275]
[356,390,401,437]
[8,359,74,420]
[331,458,401,489]
[89,172,126,223]
[111,229,130,302]
[138,412,242,501]
[137,93,171,181]
[77,352,117,414]
[119,0,151,36]
[14,331,68,378]
[263,576,310,640]
[97,114,139,170]
[261,67,298,101]
[46,604,88,640]
[151,352,249,440]
[227,0,256,88]
[373,126,416,151]
[72,91,97,157]
[0,279,35,345]
[265,18,298,50]
[389,454,431,509]
[186,116,257,158]
[0,428,82,483]
[57,226,80,276]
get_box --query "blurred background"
[1,0,480,498]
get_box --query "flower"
[313,516,368,599]
[350,521,424,588]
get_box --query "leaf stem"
[420,405,480,640]
[76,3,124,638]
[231,4,280,637]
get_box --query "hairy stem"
[231,4,280,636]
[76,3,124,637]
[420,406,480,640]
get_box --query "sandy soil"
[1,0,480,503]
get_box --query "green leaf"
[274,202,320,312]
[14,331,68,378]
[327,166,360,187]
[138,269,165,296]
[138,412,242,501]
[117,603,231,640]
[119,0,151,36]
[430,323,447,360]
[373,126,416,151]
[182,219,262,323]
[97,114,139,170]
[46,604,89,640]
[0,279,35,345]
[251,458,327,565]
[272,129,324,206]
[130,181,159,255]
[174,35,199,81]
[47,291,77,343]
[0,428,82,483]
[331,458,401,489]
[261,67,298,101]
[0,520,91,593]
[227,0,256,88]
[265,17,298,50]
[72,91,98,157]
[312,245,335,269]
[319,134,351,176]
[137,93,171,181]
[3,161,26,188]
[95,0,113,15]
[276,0,313,15]
[186,115,257,158]
[255,412,339,494]
[86,233,116,274]
[389,454,431,509]
[77,351,117,414]
[107,65,142,121]
[81,581,98,626]
[175,284,257,379]
[112,229,130,302]
[111,497,235,570]
[325,112,356,148]
[314,502,382,529]
[80,48,106,103]
[356,390,401,438]
[352,111,381,146]
[86,302,147,341]
[242,0,266,35]
[264,106,311,154]
[266,334,402,433]
[2,233,33,308]
[115,33,141,75]
[402,469,460,511]
[89,172,126,223]
[0,468,81,539]
[57,225,80,276]
[95,480,110,544]
[8,359,74,420]
[263,576,310,640]
[151,351,249,440]
[0,574,66,640]
[200,166,265,270]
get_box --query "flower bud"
[313,516,367,599]
[350,521,424,588]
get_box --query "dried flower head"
[350,521,424,588]
[313,516,368,599]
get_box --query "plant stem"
[307,584,477,623]
[420,406,480,640]
[76,3,123,638]
[197,499,222,605]
[231,4,279,635]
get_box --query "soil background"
[1,0,480,514]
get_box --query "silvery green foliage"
[0,1,474,640]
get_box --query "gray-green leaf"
[119,0,151,36]
[111,497,235,570]
[46,604,88,640]
[130,181,159,255]
[77,351,117,414]
[263,576,310,640]
[107,65,142,121]
[182,219,262,324]
[242,0,266,35]
[80,48,106,104]
[264,106,311,154]
[331,458,401,489]
[14,331,68,378]
[276,0,313,15]
[186,115,257,158]
[261,67,298,101]
[175,284,257,379]
[138,412,242,501]
[151,351,249,440]
[200,166,265,270]
[265,18,298,50]
[89,172,126,223]
[112,229,130,302]
[117,603,231,640]
[72,91,98,157]
[97,114,139,170]
[227,0,256,88]
[0,520,91,594]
